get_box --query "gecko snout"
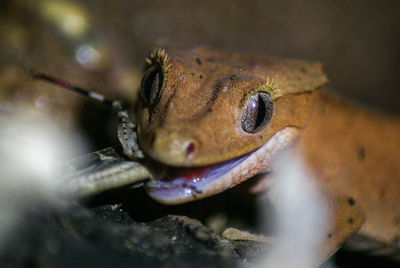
[145,128,200,166]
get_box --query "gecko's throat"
[145,127,299,205]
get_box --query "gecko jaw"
[145,127,300,205]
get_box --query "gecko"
[31,45,400,263]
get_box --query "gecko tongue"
[145,127,299,205]
[167,166,212,181]
[146,150,252,201]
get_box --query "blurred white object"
[0,110,85,247]
[256,151,334,268]
[75,44,101,70]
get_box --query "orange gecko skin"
[135,45,400,258]
[296,91,400,245]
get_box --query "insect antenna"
[24,64,123,111]
[23,63,144,159]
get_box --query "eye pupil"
[241,92,273,133]
[141,66,163,106]
[255,95,266,128]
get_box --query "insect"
[25,65,151,196]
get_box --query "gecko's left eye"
[140,65,163,107]
[241,92,274,133]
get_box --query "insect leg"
[114,105,144,159]
[27,68,145,159]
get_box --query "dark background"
[1,0,399,152]
[2,0,400,151]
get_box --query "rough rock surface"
[0,202,267,268]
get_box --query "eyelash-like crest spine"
[240,77,281,108]
[145,48,171,72]
[143,48,172,104]
[254,77,281,100]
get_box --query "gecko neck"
[295,90,400,244]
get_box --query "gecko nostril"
[186,142,195,157]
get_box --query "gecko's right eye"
[241,91,274,133]
[140,65,163,107]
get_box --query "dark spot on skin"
[348,197,355,206]
[327,233,332,239]
[206,58,214,62]
[190,72,195,76]
[229,74,236,80]
[207,108,212,113]
[348,217,354,224]
[379,189,386,200]
[299,67,307,73]
[357,147,366,161]
[259,135,263,140]
[195,58,202,65]
[199,74,203,79]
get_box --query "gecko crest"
[144,48,171,94]
[240,77,281,108]
[255,77,282,100]
[145,48,171,71]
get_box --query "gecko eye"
[140,65,163,107]
[241,92,274,133]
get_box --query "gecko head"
[134,45,328,204]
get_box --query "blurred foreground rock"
[0,202,270,268]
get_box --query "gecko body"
[32,45,400,262]
[134,45,400,259]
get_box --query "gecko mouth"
[145,127,299,205]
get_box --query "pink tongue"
[170,166,212,181]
